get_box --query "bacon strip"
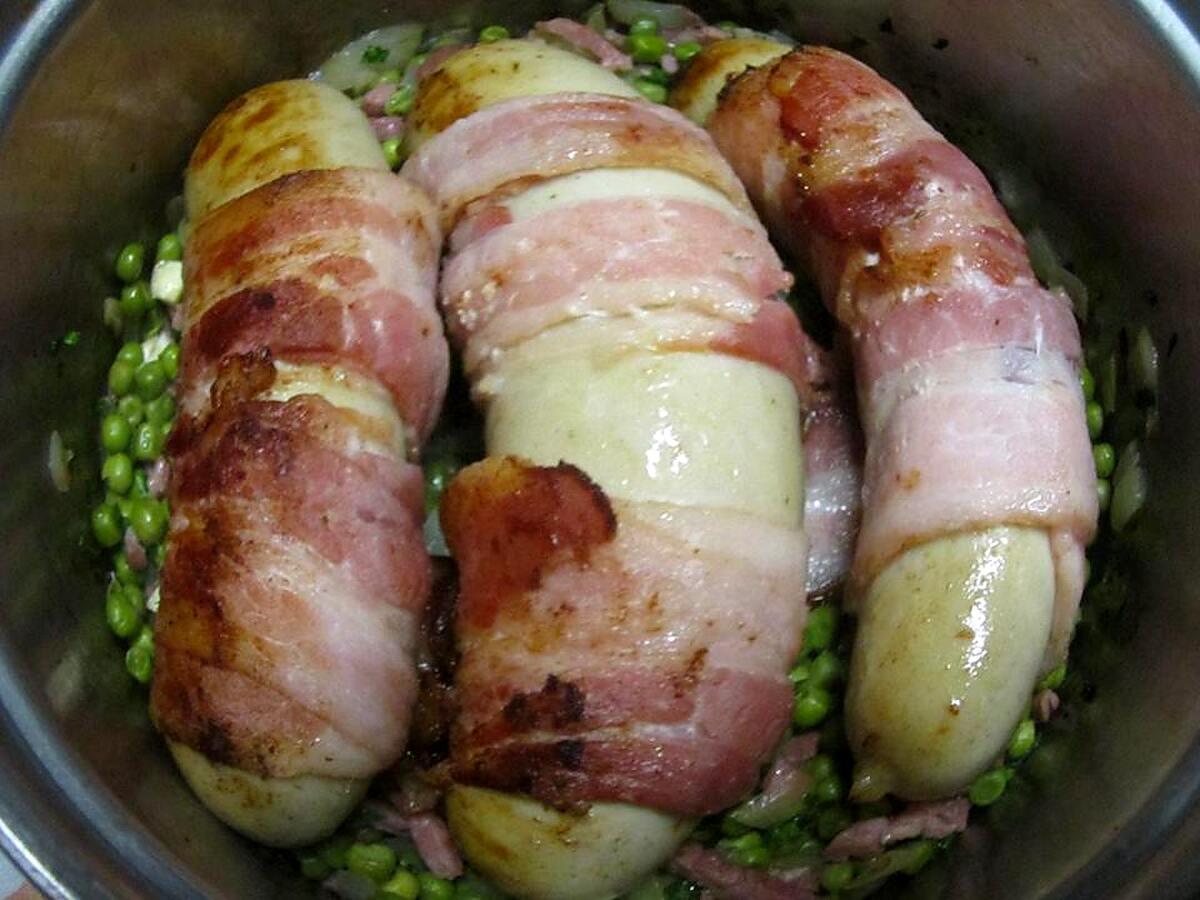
[708,48,1097,654]
[403,92,756,230]
[183,169,447,443]
[442,459,806,814]
[414,87,813,817]
[152,168,447,781]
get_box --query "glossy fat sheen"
[264,361,408,460]
[168,742,368,848]
[446,786,693,900]
[670,38,788,125]
[184,79,387,220]
[486,350,803,527]
[846,526,1055,801]
[407,39,637,149]
[505,167,751,223]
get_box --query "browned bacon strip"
[701,45,1097,800]
[151,148,448,845]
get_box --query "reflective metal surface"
[1,1,1198,897]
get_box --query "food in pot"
[401,36,813,898]
[682,41,1098,801]
[75,5,1156,897]
[149,79,449,847]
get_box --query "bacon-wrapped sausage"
[402,39,813,899]
[677,46,1097,801]
[149,80,449,847]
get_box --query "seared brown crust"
[440,456,617,631]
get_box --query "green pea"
[108,360,136,397]
[424,458,460,513]
[100,413,132,453]
[125,643,153,683]
[131,624,154,657]
[809,650,842,687]
[715,20,739,33]
[478,24,510,42]
[362,44,389,64]
[629,16,659,34]
[386,83,417,116]
[803,604,837,653]
[1097,477,1112,513]
[812,772,843,805]
[116,341,144,367]
[153,541,167,569]
[115,242,145,283]
[134,359,168,400]
[102,453,134,494]
[720,813,750,837]
[1007,718,1036,760]
[346,842,397,882]
[132,422,161,462]
[417,873,454,900]
[382,138,403,169]
[968,767,1010,806]
[146,394,176,427]
[1079,366,1095,400]
[156,232,183,263]
[142,307,167,339]
[381,868,420,899]
[728,843,770,868]
[634,79,668,104]
[91,504,122,547]
[119,281,151,319]
[319,836,352,870]
[113,551,139,585]
[794,686,832,728]
[298,851,331,880]
[787,661,810,684]
[806,753,835,782]
[674,41,702,62]
[638,65,671,85]
[1093,442,1116,478]
[372,67,405,88]
[117,395,145,427]
[720,832,763,855]
[901,839,937,875]
[145,393,175,427]
[159,342,181,380]
[106,582,143,639]
[1085,401,1104,440]
[129,497,168,546]
[627,32,668,63]
[821,861,855,892]
[1038,663,1066,691]
[816,806,852,841]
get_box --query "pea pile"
[90,232,184,684]
[296,812,502,900]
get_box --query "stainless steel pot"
[2,1,1199,896]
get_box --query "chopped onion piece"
[315,24,424,94]
[1111,440,1147,532]
[606,0,703,30]
[1131,325,1159,398]
[103,296,122,334]
[424,509,449,557]
[150,260,183,304]
[141,330,173,363]
[1026,226,1089,322]
[47,430,71,492]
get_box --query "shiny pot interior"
[2,0,1200,896]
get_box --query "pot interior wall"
[1,1,1198,897]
